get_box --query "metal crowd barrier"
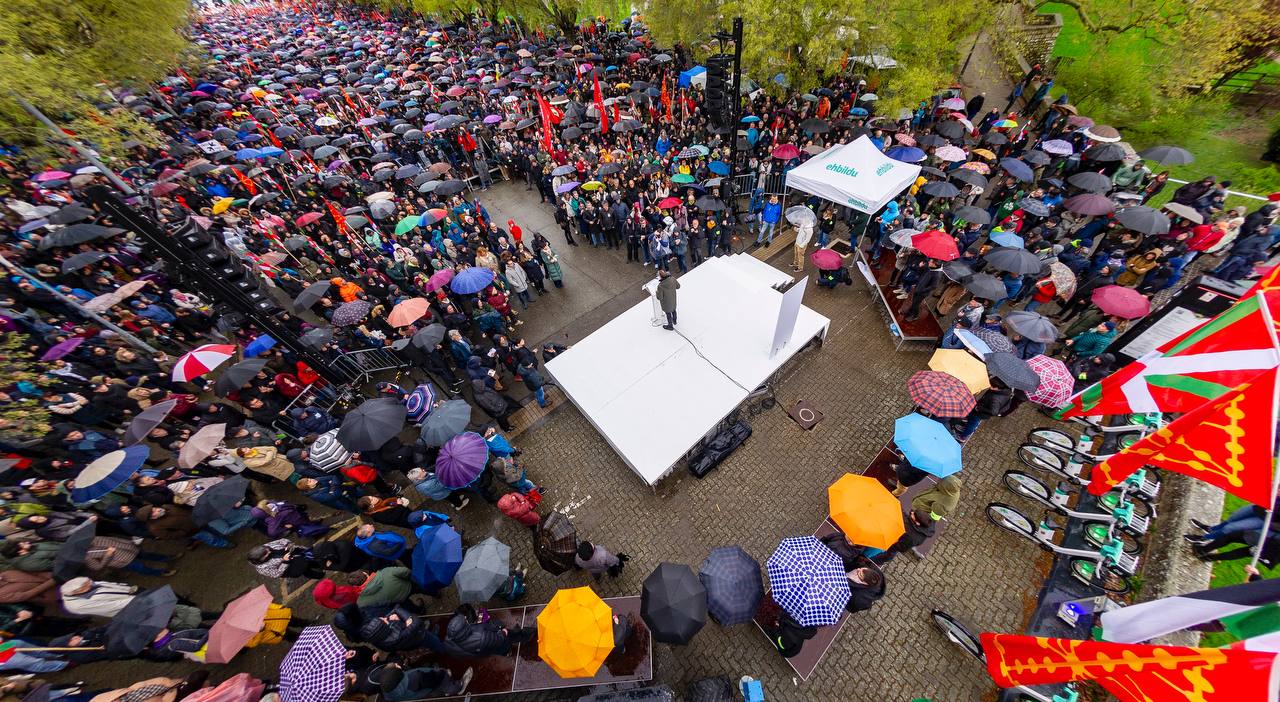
[330,345,412,385]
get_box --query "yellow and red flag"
[592,71,610,133]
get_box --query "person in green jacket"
[355,566,415,610]
[1065,321,1117,359]
[911,476,964,520]
[0,541,59,573]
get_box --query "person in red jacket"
[497,492,540,528]
[313,577,362,609]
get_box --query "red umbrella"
[657,196,682,209]
[1026,355,1074,407]
[1091,285,1150,319]
[910,230,960,261]
[907,370,975,417]
[772,144,800,160]
[205,585,273,664]
[172,344,237,382]
[811,249,843,270]
[183,673,264,702]
[388,297,431,327]
[150,182,182,197]
[295,212,324,227]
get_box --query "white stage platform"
[544,254,831,486]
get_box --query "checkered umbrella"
[974,328,1015,354]
[405,383,438,423]
[699,546,763,626]
[906,370,975,418]
[1026,354,1074,407]
[308,429,350,472]
[279,626,347,702]
[765,537,851,627]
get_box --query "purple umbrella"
[483,114,502,124]
[41,337,84,361]
[555,181,580,194]
[450,267,495,294]
[331,300,371,326]
[405,383,438,423]
[435,431,488,488]
[1040,139,1074,156]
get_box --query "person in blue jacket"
[355,523,408,564]
[756,194,783,246]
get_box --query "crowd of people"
[0,0,1277,699]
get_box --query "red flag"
[612,103,621,126]
[228,167,258,196]
[1090,370,1278,506]
[325,200,349,234]
[661,75,672,121]
[457,130,477,153]
[176,67,195,89]
[341,88,359,114]
[593,72,609,133]
[257,122,283,149]
[981,633,1278,702]
[535,92,553,152]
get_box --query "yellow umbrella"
[211,197,235,215]
[615,82,631,90]
[971,148,997,160]
[827,473,905,550]
[928,349,990,394]
[538,587,614,678]
[581,180,606,191]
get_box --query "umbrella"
[425,268,455,292]
[935,145,967,162]
[935,121,965,139]
[419,399,472,446]
[53,519,97,581]
[534,511,578,575]
[538,586,614,678]
[1000,158,1034,182]
[964,273,1006,300]
[642,563,707,645]
[292,281,331,311]
[331,300,372,327]
[279,626,348,702]
[985,352,1041,392]
[455,536,510,603]
[436,431,488,488]
[40,337,84,361]
[1048,262,1077,300]
[785,206,817,227]
[1084,125,1122,142]
[907,370,975,417]
[48,205,95,225]
[178,423,226,470]
[60,251,109,273]
[411,323,448,349]
[911,230,959,261]
[405,384,438,423]
[1064,193,1115,216]
[123,399,178,446]
[1026,354,1075,407]
[1017,198,1051,218]
[951,206,992,227]
[1138,145,1194,165]
[1114,206,1170,236]
[699,546,763,626]
[1004,310,1060,343]
[766,536,850,627]
[1091,285,1150,319]
[771,144,800,160]
[972,327,1016,355]
[1041,139,1074,156]
[38,224,122,250]
[1067,171,1112,194]
[309,430,350,472]
[928,348,989,394]
[811,249,843,270]
[1163,202,1204,224]
[206,585,273,664]
[921,181,960,198]
[451,267,495,294]
[337,397,406,451]
[827,474,905,550]
[943,261,975,282]
[388,297,431,327]
[411,523,463,589]
[298,328,334,349]
[106,586,177,656]
[990,231,1024,249]
[983,247,1042,275]
[183,673,263,702]
[892,414,963,478]
[890,228,922,248]
[172,343,236,382]
[215,358,268,397]
[71,446,149,503]
[193,475,250,526]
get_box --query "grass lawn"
[1201,494,1277,648]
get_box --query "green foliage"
[0,335,50,443]
[1201,494,1277,648]
[0,0,190,163]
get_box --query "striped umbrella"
[308,430,350,473]
[405,384,438,423]
[172,344,237,382]
[71,446,150,503]
[766,536,851,626]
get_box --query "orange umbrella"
[387,297,431,327]
[537,587,614,678]
[827,474,905,550]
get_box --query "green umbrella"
[394,215,419,235]
[671,173,695,184]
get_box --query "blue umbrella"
[886,146,926,163]
[893,414,963,477]
[708,160,729,176]
[740,115,761,123]
[765,537,850,627]
[405,383,438,423]
[849,107,869,117]
[450,267,495,294]
[411,523,463,589]
[699,546,763,626]
[243,334,277,358]
[71,446,150,503]
[259,146,285,158]
[989,231,1024,248]
[999,158,1034,183]
[235,148,263,161]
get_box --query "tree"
[0,335,50,444]
[0,0,191,163]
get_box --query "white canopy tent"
[783,136,921,214]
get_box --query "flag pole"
[1250,290,1280,569]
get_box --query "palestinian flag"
[1088,370,1278,507]
[1061,292,1280,417]
[981,632,1279,702]
[1100,576,1280,644]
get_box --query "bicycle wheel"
[1082,522,1143,555]
[1071,560,1131,595]
[986,502,1036,539]
[1003,470,1052,502]
[1096,491,1155,521]
[931,609,985,661]
[1027,427,1075,452]
[1017,443,1067,473]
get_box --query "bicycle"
[930,609,1079,702]
[1001,471,1149,554]
[985,502,1137,595]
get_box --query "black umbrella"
[123,398,179,446]
[1021,150,1052,166]
[298,327,334,349]
[921,181,960,198]
[1084,143,1127,162]
[47,205,96,225]
[106,586,177,656]
[699,546,762,626]
[598,162,624,176]
[1017,198,1051,218]
[292,281,332,311]
[695,196,726,212]
[983,247,1042,275]
[214,358,269,397]
[1137,145,1194,165]
[283,236,309,251]
[983,131,1009,146]
[412,323,447,349]
[917,134,947,148]
[37,224,122,250]
[193,475,251,526]
[534,511,578,575]
[964,273,1007,300]
[942,261,975,282]
[1115,206,1170,236]
[985,352,1042,392]
[435,179,467,196]
[934,121,964,140]
[1067,171,1111,193]
[949,169,988,189]
[799,118,829,134]
[952,205,991,225]
[60,251,109,273]
[1004,310,1060,343]
[642,563,707,645]
[53,519,97,582]
[337,397,407,451]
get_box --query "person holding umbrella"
[951,378,1014,442]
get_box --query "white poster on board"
[1119,306,1207,358]
[196,139,225,154]
[770,276,809,358]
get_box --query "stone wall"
[989,6,1063,80]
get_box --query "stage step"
[748,224,798,262]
